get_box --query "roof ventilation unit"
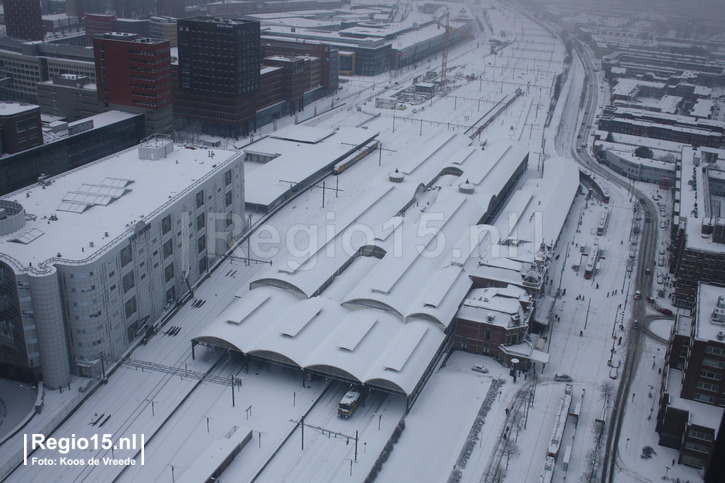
[389,169,404,183]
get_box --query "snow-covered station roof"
[194,137,529,396]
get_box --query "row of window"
[705,345,725,356]
[695,380,720,392]
[703,357,725,369]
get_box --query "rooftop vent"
[459,179,474,194]
[712,307,725,325]
[389,168,404,183]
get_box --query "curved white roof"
[195,138,531,396]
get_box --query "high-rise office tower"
[174,17,260,137]
[4,0,44,41]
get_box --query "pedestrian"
[580,330,583,337]
[632,393,635,401]
[658,368,662,374]
[596,283,599,289]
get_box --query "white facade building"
[0,136,244,388]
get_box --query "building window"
[688,429,713,441]
[125,297,137,318]
[703,358,725,369]
[683,441,710,453]
[705,346,725,356]
[224,169,232,186]
[699,370,722,381]
[165,263,174,283]
[692,393,717,404]
[696,381,719,392]
[162,214,172,234]
[198,257,207,274]
[163,239,173,259]
[197,235,206,253]
[166,286,175,303]
[120,245,132,267]
[225,191,232,207]
[197,213,205,231]
[196,190,204,208]
[122,271,135,293]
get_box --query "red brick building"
[93,33,173,135]
[453,285,533,366]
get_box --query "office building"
[0,102,44,154]
[93,33,174,135]
[4,0,45,41]
[671,147,725,308]
[0,136,245,387]
[174,17,260,137]
[0,111,144,195]
[37,74,106,121]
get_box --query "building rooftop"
[0,140,242,274]
[196,136,533,396]
[695,283,725,343]
[666,368,723,433]
[456,286,529,328]
[0,102,38,116]
[243,125,377,209]
[678,146,725,253]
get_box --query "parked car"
[471,365,489,374]
[634,290,641,300]
[554,374,573,382]
[658,308,673,316]
[633,320,640,330]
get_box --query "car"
[633,320,640,330]
[554,374,573,382]
[658,308,673,316]
[634,290,641,300]
[645,268,651,275]
[472,365,489,374]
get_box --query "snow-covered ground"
[4,1,710,482]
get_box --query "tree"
[634,146,654,159]
[599,381,615,402]
[501,438,521,471]
[605,132,614,142]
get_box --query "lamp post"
[511,358,520,383]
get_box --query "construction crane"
[438,12,475,87]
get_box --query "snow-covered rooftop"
[695,283,725,343]
[678,146,725,252]
[456,286,529,328]
[0,101,38,116]
[243,125,377,209]
[197,137,531,395]
[0,142,242,273]
[666,368,723,432]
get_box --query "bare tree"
[599,381,615,404]
[580,447,601,483]
[502,438,522,471]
